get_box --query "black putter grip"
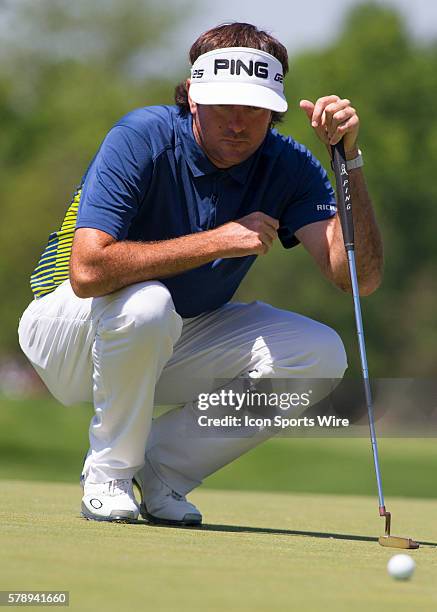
[331,140,354,250]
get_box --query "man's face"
[187,82,272,169]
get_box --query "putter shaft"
[347,234,419,550]
[347,250,385,510]
[332,141,419,550]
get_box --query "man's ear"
[186,79,197,114]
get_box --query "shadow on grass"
[198,524,437,548]
[105,517,437,548]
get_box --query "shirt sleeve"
[278,148,336,249]
[76,125,153,240]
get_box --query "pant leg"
[18,279,182,483]
[147,300,348,495]
[18,281,95,404]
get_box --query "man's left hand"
[299,95,359,154]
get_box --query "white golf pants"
[18,280,347,492]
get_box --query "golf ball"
[387,554,415,580]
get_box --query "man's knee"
[310,324,348,378]
[97,281,182,346]
[269,314,348,379]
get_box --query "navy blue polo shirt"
[74,105,336,317]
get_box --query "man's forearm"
[329,164,383,295]
[70,211,279,298]
[71,230,226,298]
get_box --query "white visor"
[189,47,287,113]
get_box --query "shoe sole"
[139,502,202,527]
[81,503,138,523]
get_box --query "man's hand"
[299,95,359,155]
[215,212,279,257]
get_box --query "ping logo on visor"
[189,47,288,113]
[213,59,269,78]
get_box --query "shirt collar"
[176,111,263,185]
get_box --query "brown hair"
[175,22,289,126]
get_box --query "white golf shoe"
[134,458,202,526]
[81,479,140,522]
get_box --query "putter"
[331,140,419,550]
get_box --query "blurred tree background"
[1,0,437,383]
[238,3,437,377]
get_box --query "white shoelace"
[107,479,133,497]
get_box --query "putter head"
[378,535,420,549]
[378,507,419,549]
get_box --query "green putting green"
[2,480,436,611]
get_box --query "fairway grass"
[1,480,436,611]
[2,396,437,500]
